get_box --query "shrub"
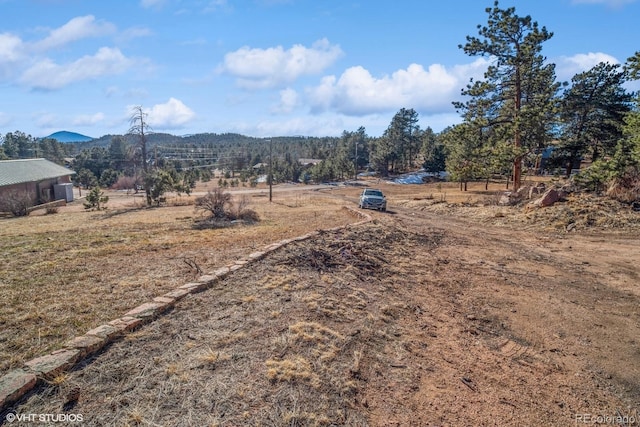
[573,160,610,194]
[99,169,120,188]
[84,187,109,210]
[75,168,97,189]
[112,175,141,192]
[238,208,260,222]
[607,166,640,203]
[194,189,260,228]
[195,188,232,219]
[0,190,32,217]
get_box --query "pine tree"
[457,1,559,189]
[558,62,633,176]
[84,187,109,211]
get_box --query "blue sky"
[1,0,639,139]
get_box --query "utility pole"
[354,137,358,181]
[267,138,273,202]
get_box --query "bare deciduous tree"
[128,106,152,206]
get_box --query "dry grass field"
[3,177,640,426]
[0,183,355,377]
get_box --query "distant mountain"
[45,131,94,143]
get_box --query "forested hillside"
[2,3,640,209]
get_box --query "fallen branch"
[461,377,477,392]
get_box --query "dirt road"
[366,205,640,425]
[7,197,640,426]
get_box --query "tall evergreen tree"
[625,51,640,81]
[370,108,421,175]
[38,138,68,164]
[0,135,6,160]
[387,108,420,172]
[558,62,633,176]
[441,124,485,191]
[457,1,559,189]
[352,126,368,179]
[2,132,33,159]
[420,127,445,173]
[108,136,133,173]
[369,134,397,176]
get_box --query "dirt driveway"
[7,194,640,426]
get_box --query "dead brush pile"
[13,223,445,426]
[415,191,640,232]
[278,227,421,278]
[519,192,640,231]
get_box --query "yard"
[2,178,640,425]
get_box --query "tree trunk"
[565,148,579,178]
[513,156,522,190]
[565,160,573,178]
[513,64,522,191]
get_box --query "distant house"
[298,158,323,166]
[0,158,76,206]
[252,162,268,170]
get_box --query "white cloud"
[227,115,347,138]
[72,112,105,126]
[271,88,299,114]
[145,98,196,129]
[117,26,153,42]
[307,59,490,116]
[0,33,24,63]
[35,112,58,129]
[219,38,343,89]
[104,86,120,97]
[555,52,620,81]
[0,32,24,78]
[33,16,116,51]
[20,47,138,90]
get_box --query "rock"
[85,324,120,340]
[0,370,37,409]
[516,185,531,199]
[498,191,521,206]
[498,193,511,206]
[65,335,107,358]
[528,183,546,199]
[561,182,578,194]
[108,316,142,333]
[534,188,560,207]
[24,349,80,378]
[124,301,172,319]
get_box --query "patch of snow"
[386,170,448,184]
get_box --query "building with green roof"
[0,158,76,207]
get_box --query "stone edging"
[0,207,372,411]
